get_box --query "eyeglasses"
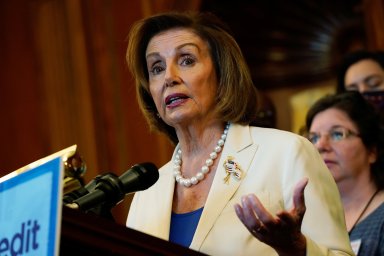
[307,127,360,145]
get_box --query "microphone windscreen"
[119,162,159,193]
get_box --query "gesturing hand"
[234,178,308,256]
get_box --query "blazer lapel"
[145,160,176,240]
[190,124,258,250]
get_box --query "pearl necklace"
[173,123,230,187]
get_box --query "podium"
[60,207,206,256]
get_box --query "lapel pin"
[223,156,242,184]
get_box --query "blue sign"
[0,156,63,256]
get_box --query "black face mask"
[362,91,384,113]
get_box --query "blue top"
[349,202,384,256]
[169,207,204,247]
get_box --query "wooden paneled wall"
[0,0,200,224]
[363,0,384,49]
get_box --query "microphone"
[62,177,98,204]
[68,162,158,212]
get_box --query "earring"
[156,113,161,118]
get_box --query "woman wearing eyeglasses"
[305,91,384,255]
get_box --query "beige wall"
[266,80,336,134]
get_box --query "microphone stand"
[62,151,116,221]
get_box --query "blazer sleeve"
[282,135,353,255]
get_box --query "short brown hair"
[126,11,259,144]
[306,91,384,190]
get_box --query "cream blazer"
[127,124,354,255]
